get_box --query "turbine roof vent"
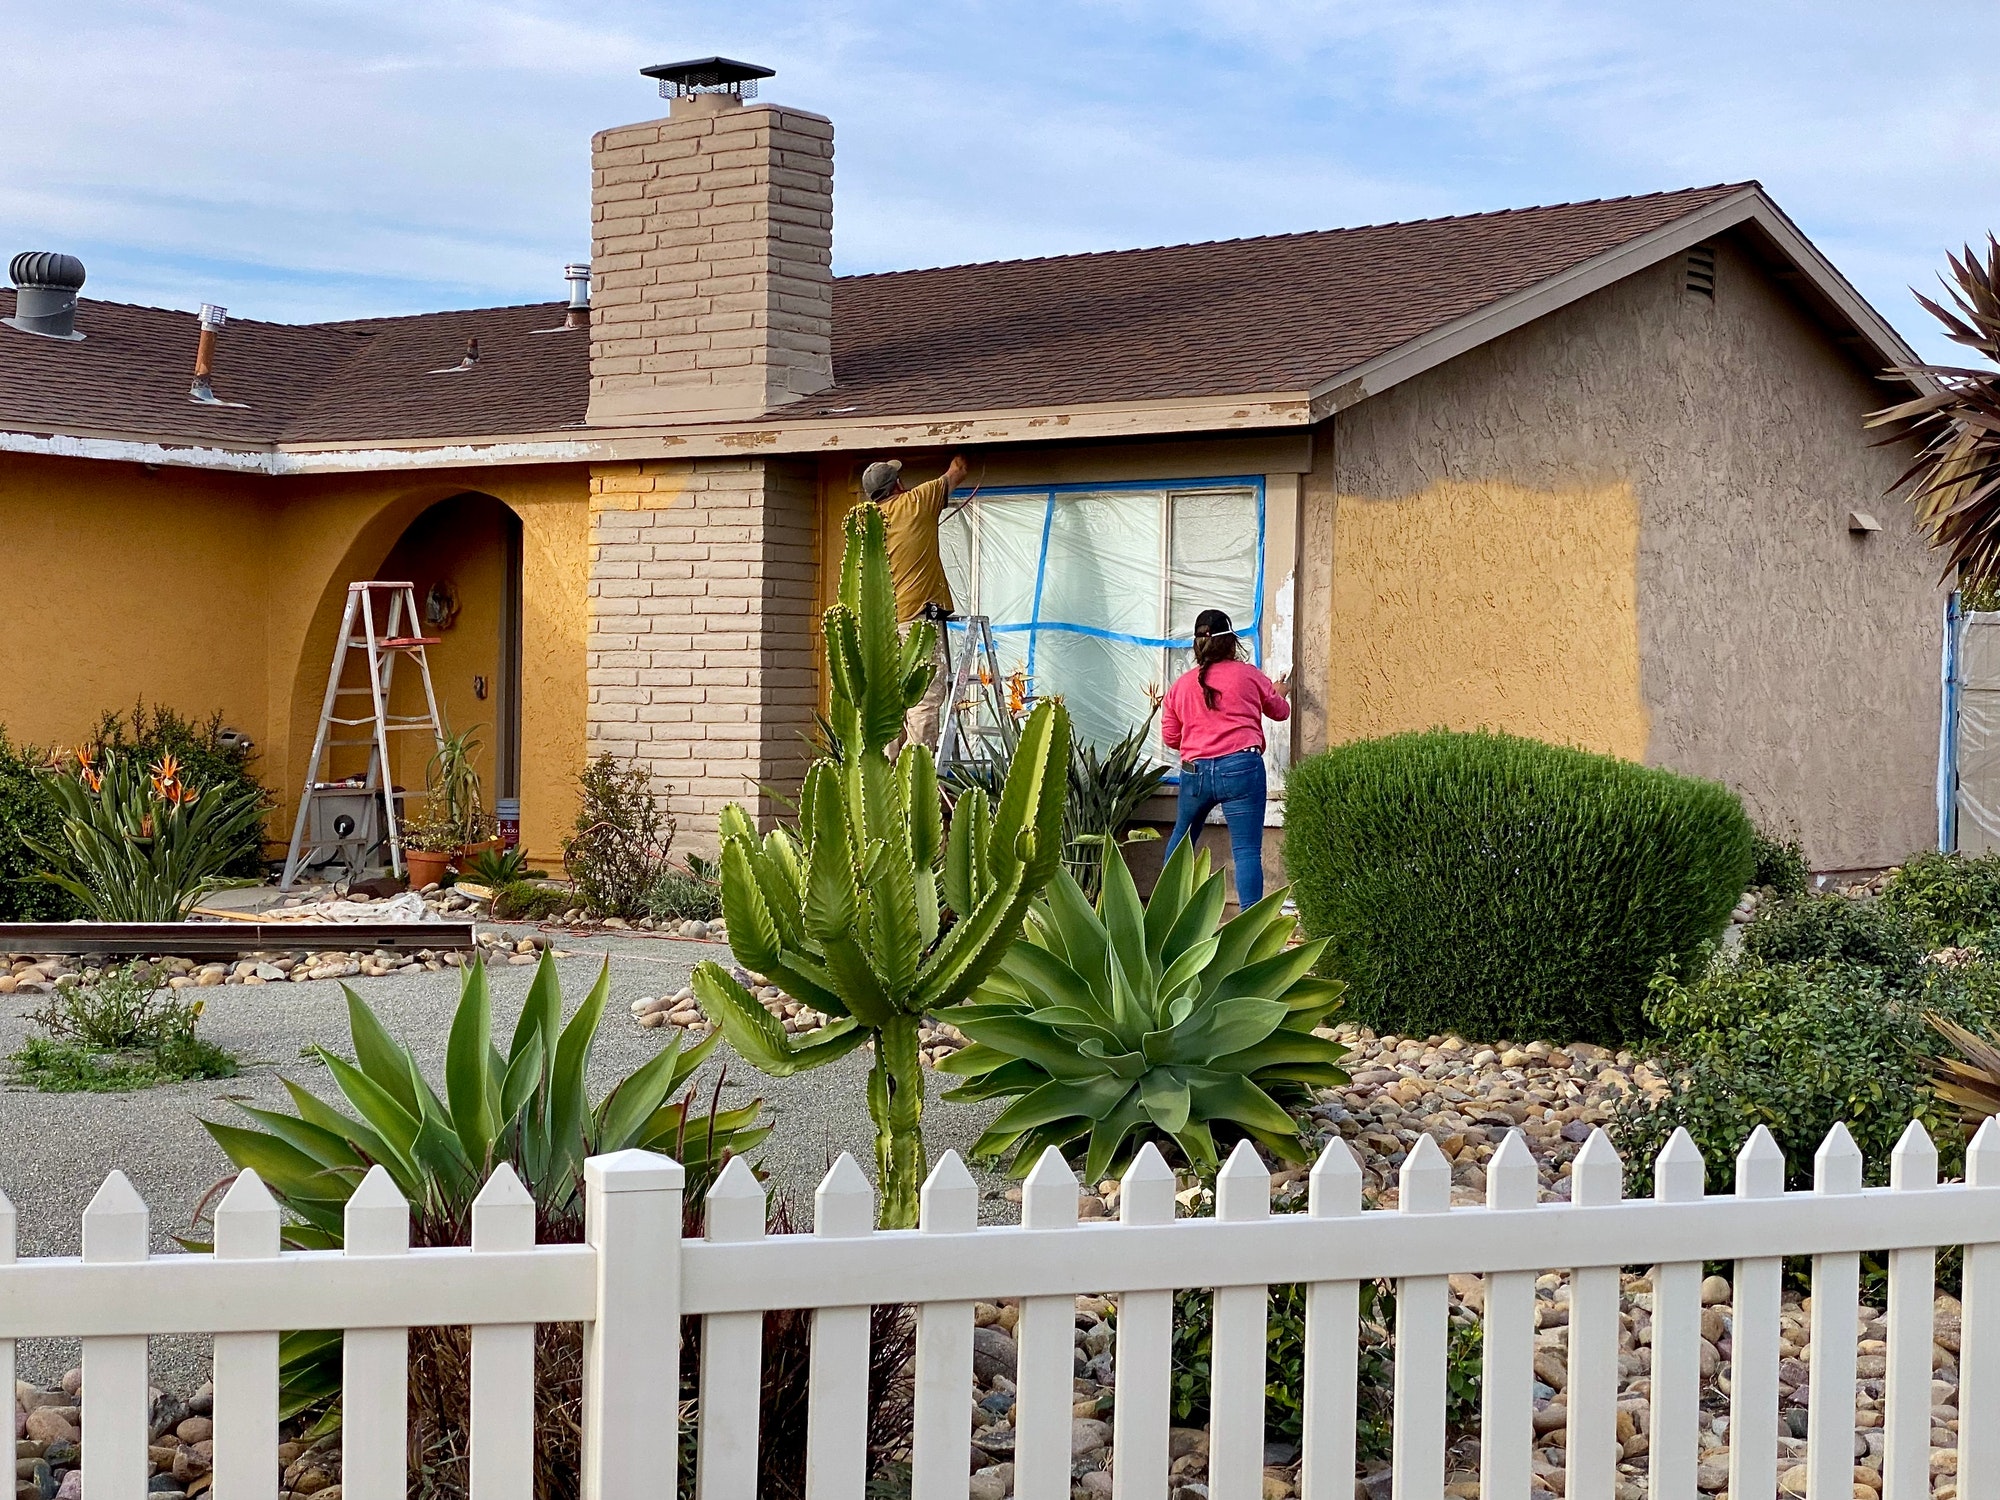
[5,250,87,341]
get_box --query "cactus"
[692,503,1070,1227]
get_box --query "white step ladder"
[935,615,1020,772]
[280,581,446,888]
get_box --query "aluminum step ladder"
[935,615,1020,773]
[280,581,446,888]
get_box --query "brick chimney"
[588,58,834,425]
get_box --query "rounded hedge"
[1282,729,1754,1045]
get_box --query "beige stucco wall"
[1327,231,1939,870]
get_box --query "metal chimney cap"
[641,57,774,99]
[9,251,85,291]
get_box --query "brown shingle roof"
[0,185,1749,449]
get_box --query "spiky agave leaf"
[940,838,1348,1178]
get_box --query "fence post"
[343,1165,411,1500]
[1211,1140,1271,1500]
[1649,1129,1706,1500]
[912,1151,978,1500]
[1391,1134,1452,1500]
[1961,1118,2000,1500]
[583,1149,685,1500]
[81,1170,150,1499]
[1566,1129,1624,1500]
[212,1169,282,1500]
[698,1155,769,1500]
[0,1188,13,1463]
[1113,1144,1179,1500]
[1479,1131,1540,1500]
[1016,1147,1081,1500]
[1806,1125,1864,1500]
[1728,1127,1786,1500]
[470,1164,538,1500]
[1884,1123,1939,1500]
[806,1154,875,1500]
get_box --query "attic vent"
[1685,245,1717,299]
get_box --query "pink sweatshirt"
[1161,658,1290,762]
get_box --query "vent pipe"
[5,252,87,341]
[190,304,229,403]
[564,262,591,329]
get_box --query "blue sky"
[2,1,1994,365]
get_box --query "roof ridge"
[834,182,1759,284]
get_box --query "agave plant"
[29,748,265,920]
[199,953,766,1432]
[938,838,1349,1180]
[1866,236,2000,586]
[693,503,1070,1228]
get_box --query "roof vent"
[5,251,86,341]
[564,263,591,329]
[640,57,774,100]
[1685,245,1716,299]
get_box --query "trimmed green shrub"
[1740,893,1923,985]
[1750,825,1810,895]
[1879,850,2000,949]
[490,880,575,921]
[1283,730,1755,1044]
[1612,950,2000,1195]
[0,731,78,921]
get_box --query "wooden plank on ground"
[0,922,476,954]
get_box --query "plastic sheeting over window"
[939,478,1265,755]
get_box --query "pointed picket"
[912,1152,978,1500]
[1728,1126,1786,1500]
[0,1188,14,1476]
[1301,1137,1364,1500]
[1807,1124,1864,1500]
[213,1170,282,1500]
[82,1171,151,1497]
[698,1157,768,1500]
[806,1154,874,1500]
[1882,1122,1938,1500]
[1392,1134,1451,1500]
[1961,1118,2000,1500]
[1211,1141,1271,1500]
[1649,1129,1706,1500]
[1480,1131,1540,1500]
[470,1164,537,1500]
[1017,1147,1082,1500]
[1566,1129,1623,1500]
[344,1165,411,1500]
[1113,1145,1178,1500]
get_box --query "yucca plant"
[29,748,265,920]
[692,503,1070,1228]
[198,952,766,1490]
[1867,235,2000,586]
[939,838,1349,1180]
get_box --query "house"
[0,59,1940,878]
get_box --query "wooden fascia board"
[1306,187,1935,418]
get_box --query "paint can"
[497,797,521,850]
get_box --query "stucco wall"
[1329,232,1938,870]
[0,455,591,867]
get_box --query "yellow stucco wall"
[0,454,589,869]
[1325,478,1648,759]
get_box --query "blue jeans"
[1163,749,1268,909]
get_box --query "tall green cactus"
[691,503,1070,1227]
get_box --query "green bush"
[1283,730,1755,1045]
[1879,850,2000,949]
[1750,826,1810,895]
[563,753,672,918]
[491,880,574,921]
[1740,893,1923,985]
[647,854,722,922]
[1611,950,2000,1194]
[10,964,236,1092]
[88,702,269,878]
[0,731,77,921]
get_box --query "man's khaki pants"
[901,621,953,757]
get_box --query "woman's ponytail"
[1191,608,1240,712]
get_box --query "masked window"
[940,479,1264,757]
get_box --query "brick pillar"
[588,91,834,426]
[588,457,819,852]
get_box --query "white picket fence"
[7,1117,2000,1500]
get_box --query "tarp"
[940,479,1265,758]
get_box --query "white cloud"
[0,0,1993,361]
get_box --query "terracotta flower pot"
[460,837,503,864]
[406,849,453,887]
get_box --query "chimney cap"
[641,57,774,99]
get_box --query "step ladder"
[935,615,1020,773]
[280,581,446,888]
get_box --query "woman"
[1161,609,1290,908]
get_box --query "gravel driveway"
[0,925,1008,1389]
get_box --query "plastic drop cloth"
[1957,613,2000,854]
[940,482,1264,759]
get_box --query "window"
[939,478,1265,754]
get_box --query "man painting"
[861,454,969,753]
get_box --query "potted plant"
[426,722,491,860]
[401,797,462,888]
